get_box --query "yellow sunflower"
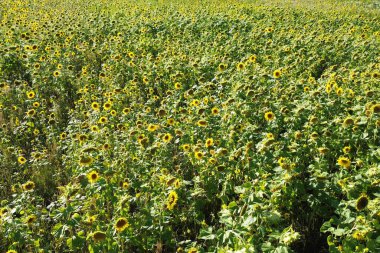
[166,191,178,210]
[115,217,129,232]
[18,156,27,164]
[337,157,351,169]
[22,181,35,191]
[163,133,173,143]
[87,171,99,183]
[264,111,275,121]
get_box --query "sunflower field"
[0,0,379,252]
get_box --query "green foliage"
[0,0,379,252]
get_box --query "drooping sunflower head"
[79,156,93,166]
[356,194,369,211]
[25,214,37,224]
[371,104,380,114]
[115,217,129,232]
[197,119,208,127]
[342,117,355,127]
[92,231,106,242]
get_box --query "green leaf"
[273,246,290,253]
[332,228,345,236]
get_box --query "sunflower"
[26,91,35,99]
[356,194,369,211]
[188,248,198,253]
[182,144,190,152]
[79,156,93,166]
[166,191,178,210]
[122,107,131,115]
[91,102,100,111]
[273,69,281,78]
[371,71,379,78]
[264,111,275,121]
[352,230,365,241]
[318,147,329,155]
[147,124,158,132]
[121,182,129,189]
[103,101,112,110]
[18,156,27,164]
[342,146,351,154]
[266,133,274,140]
[22,181,35,191]
[87,171,99,183]
[342,117,354,127]
[211,107,219,115]
[337,157,351,169]
[197,119,208,127]
[26,109,36,117]
[53,71,60,77]
[167,118,175,126]
[174,82,182,89]
[205,138,214,148]
[92,231,106,242]
[237,62,245,70]
[249,55,257,62]
[33,102,40,107]
[6,250,17,253]
[194,151,204,160]
[371,104,380,114]
[115,217,129,232]
[98,116,107,124]
[294,131,302,139]
[25,214,37,224]
[335,87,343,96]
[218,63,227,71]
[163,133,173,143]
[325,83,332,94]
[86,215,97,224]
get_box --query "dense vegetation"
[0,0,379,252]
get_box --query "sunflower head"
[22,181,35,191]
[18,156,27,164]
[205,138,214,148]
[197,119,208,127]
[356,194,369,211]
[115,217,129,232]
[166,191,178,210]
[92,231,106,242]
[163,133,173,143]
[273,69,281,78]
[337,157,351,169]
[264,111,275,121]
[87,171,99,183]
[79,156,93,166]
